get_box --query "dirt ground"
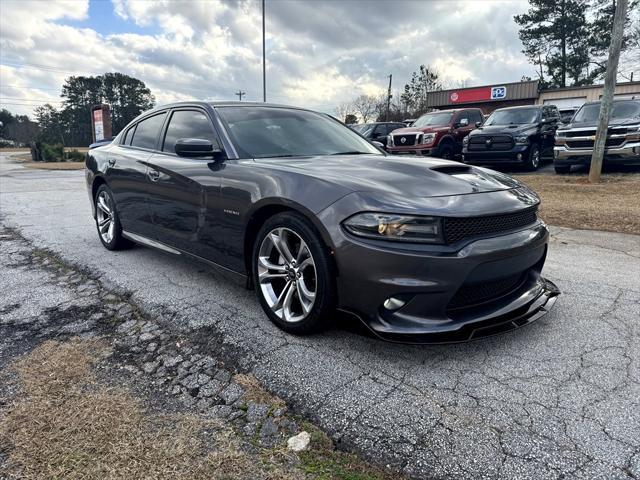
[514,173,640,236]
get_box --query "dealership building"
[424,79,640,113]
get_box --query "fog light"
[383,296,406,311]
[517,153,522,160]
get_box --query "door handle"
[148,169,160,182]
[107,159,116,167]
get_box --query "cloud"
[2,0,540,118]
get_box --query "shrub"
[65,149,85,161]
[40,143,64,162]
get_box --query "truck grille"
[393,133,417,146]
[565,138,625,149]
[443,206,538,244]
[447,272,527,310]
[564,127,627,137]
[467,135,514,151]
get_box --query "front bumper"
[462,144,530,165]
[387,145,435,156]
[330,222,559,344]
[554,141,640,166]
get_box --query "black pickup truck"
[462,105,560,171]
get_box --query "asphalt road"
[1,152,639,479]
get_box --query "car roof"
[581,99,639,106]
[141,101,321,114]
[493,105,543,112]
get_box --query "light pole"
[262,0,266,102]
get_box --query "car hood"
[390,125,451,134]
[253,155,521,198]
[564,117,640,129]
[470,123,537,136]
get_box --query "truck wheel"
[554,165,571,174]
[437,143,454,160]
[524,144,540,171]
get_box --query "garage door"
[543,97,587,108]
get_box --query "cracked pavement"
[1,152,639,479]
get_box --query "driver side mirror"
[371,140,385,150]
[457,118,469,128]
[475,121,482,128]
[175,138,223,158]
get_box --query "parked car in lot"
[386,108,484,159]
[402,118,416,126]
[350,121,406,146]
[462,105,560,171]
[554,99,640,174]
[86,101,558,343]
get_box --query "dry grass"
[234,373,286,408]
[22,161,85,170]
[514,173,640,235]
[0,339,296,480]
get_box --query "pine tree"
[515,0,592,87]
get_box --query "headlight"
[555,130,567,138]
[514,135,529,145]
[343,213,443,244]
[462,135,470,145]
[627,124,640,133]
[421,133,435,144]
[387,134,394,147]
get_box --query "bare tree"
[334,102,354,123]
[351,95,379,123]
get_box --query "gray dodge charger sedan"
[85,102,559,343]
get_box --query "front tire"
[252,212,336,335]
[524,143,540,171]
[94,184,129,251]
[436,143,454,160]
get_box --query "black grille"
[393,134,417,146]
[566,138,625,149]
[467,135,514,151]
[443,207,538,244]
[448,272,526,310]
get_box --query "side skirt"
[122,230,248,287]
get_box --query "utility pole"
[386,74,392,122]
[235,90,246,101]
[589,0,628,183]
[262,0,266,103]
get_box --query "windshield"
[217,107,382,158]
[572,101,640,123]
[412,112,453,128]
[485,108,539,126]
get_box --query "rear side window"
[130,113,167,150]
[122,126,134,145]
[162,110,218,153]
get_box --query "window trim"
[118,110,169,153]
[160,107,222,157]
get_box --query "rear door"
[144,108,223,261]
[107,112,167,237]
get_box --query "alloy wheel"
[96,191,115,244]
[531,148,540,168]
[257,227,317,323]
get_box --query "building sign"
[93,109,104,141]
[449,85,508,103]
[91,104,112,143]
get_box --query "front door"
[145,108,223,262]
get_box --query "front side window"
[162,110,218,154]
[216,107,381,158]
[130,113,167,150]
[412,112,454,128]
[485,108,540,126]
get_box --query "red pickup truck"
[386,108,484,159]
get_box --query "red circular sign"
[450,92,459,102]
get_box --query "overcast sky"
[1,0,544,117]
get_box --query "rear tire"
[252,212,336,335]
[554,165,571,174]
[94,184,130,251]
